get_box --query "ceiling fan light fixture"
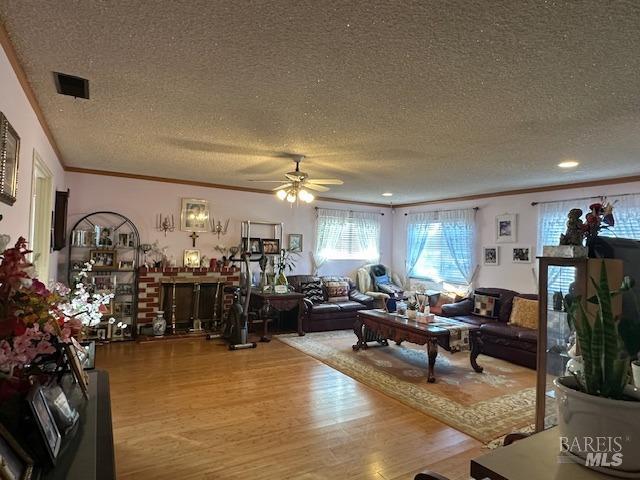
[298,189,314,203]
[276,189,287,200]
[286,192,297,203]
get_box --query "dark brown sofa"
[441,287,538,369]
[288,275,375,332]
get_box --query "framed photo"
[118,260,135,270]
[0,423,34,480]
[94,273,113,290]
[262,238,280,255]
[79,341,96,370]
[512,246,532,263]
[26,384,62,464]
[288,234,303,253]
[64,343,89,399]
[483,246,499,266]
[496,213,517,243]
[94,225,114,247]
[0,112,20,206]
[71,229,91,247]
[116,283,133,295]
[90,249,117,270]
[181,198,210,232]
[242,237,263,255]
[183,249,201,268]
[116,232,134,247]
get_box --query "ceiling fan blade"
[307,178,344,185]
[304,183,330,192]
[248,180,289,183]
[272,183,292,191]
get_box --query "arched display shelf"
[67,211,141,342]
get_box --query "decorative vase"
[554,376,640,476]
[276,271,288,286]
[633,361,640,388]
[209,258,217,269]
[153,311,166,337]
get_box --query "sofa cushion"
[309,303,341,314]
[473,293,498,318]
[334,301,364,312]
[300,280,324,304]
[509,297,539,330]
[452,314,496,327]
[325,281,349,302]
[481,323,537,343]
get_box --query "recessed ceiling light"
[382,192,393,197]
[558,160,580,169]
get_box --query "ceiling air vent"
[54,72,90,99]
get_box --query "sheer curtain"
[351,210,381,262]
[440,208,476,284]
[405,211,437,276]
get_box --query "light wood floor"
[97,337,485,480]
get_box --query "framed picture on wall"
[483,246,499,266]
[512,246,532,263]
[288,233,303,252]
[496,213,517,243]
[0,111,20,206]
[183,249,201,268]
[181,198,210,232]
[262,238,280,254]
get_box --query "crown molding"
[393,174,640,209]
[64,166,389,208]
[0,21,65,165]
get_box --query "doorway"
[29,150,53,282]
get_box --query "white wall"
[65,171,392,280]
[392,181,640,293]
[0,44,66,283]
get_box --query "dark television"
[591,236,640,319]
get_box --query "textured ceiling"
[1,1,639,204]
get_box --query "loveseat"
[441,287,538,369]
[288,275,375,332]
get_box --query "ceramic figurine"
[559,208,584,245]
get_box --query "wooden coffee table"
[352,309,483,383]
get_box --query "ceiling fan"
[249,156,343,203]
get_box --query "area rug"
[276,330,541,443]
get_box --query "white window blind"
[315,208,381,261]
[406,209,475,285]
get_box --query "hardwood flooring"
[97,337,485,479]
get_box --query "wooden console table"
[249,289,305,340]
[471,427,619,479]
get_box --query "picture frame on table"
[63,343,89,399]
[89,249,117,270]
[483,246,499,266]
[79,340,96,370]
[512,246,532,263]
[242,237,263,255]
[0,422,34,480]
[181,198,210,232]
[495,213,517,243]
[183,249,201,268]
[116,232,134,248]
[26,384,62,465]
[118,260,135,270]
[261,238,280,255]
[288,233,303,253]
[116,283,133,295]
[94,225,114,247]
[0,111,20,206]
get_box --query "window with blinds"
[328,218,377,259]
[315,209,381,261]
[409,222,468,284]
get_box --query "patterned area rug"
[276,330,538,443]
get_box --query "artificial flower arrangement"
[0,237,113,391]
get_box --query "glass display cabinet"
[535,256,623,432]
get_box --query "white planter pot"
[554,376,640,477]
[153,311,166,337]
[633,362,640,389]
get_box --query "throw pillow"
[300,280,324,304]
[325,280,349,302]
[374,274,391,285]
[473,293,498,318]
[509,296,539,330]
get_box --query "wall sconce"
[156,214,175,236]
[211,217,229,239]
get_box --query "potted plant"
[554,261,640,476]
[275,248,299,286]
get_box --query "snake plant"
[566,261,638,400]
